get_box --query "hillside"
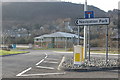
[2,2,118,49]
[2,2,107,30]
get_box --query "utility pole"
[84,0,88,59]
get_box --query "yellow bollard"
[74,45,84,65]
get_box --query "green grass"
[0,50,29,56]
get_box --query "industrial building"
[34,32,83,48]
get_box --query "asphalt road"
[2,50,119,78]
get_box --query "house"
[34,32,83,48]
[111,33,120,41]
[110,33,120,48]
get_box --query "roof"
[34,32,83,39]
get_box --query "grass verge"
[0,50,29,56]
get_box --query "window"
[36,39,39,41]
[67,37,71,40]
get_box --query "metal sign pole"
[88,26,90,61]
[106,25,108,64]
[78,26,80,45]
[88,14,90,61]
[84,0,88,59]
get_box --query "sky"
[62,0,119,12]
[1,0,120,12]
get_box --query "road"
[2,50,119,78]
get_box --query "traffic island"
[60,57,119,72]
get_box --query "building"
[111,33,120,41]
[110,33,119,48]
[34,32,83,48]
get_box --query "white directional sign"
[76,18,110,26]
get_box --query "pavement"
[2,50,119,78]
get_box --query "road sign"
[85,11,94,18]
[75,18,110,26]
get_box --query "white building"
[34,32,83,48]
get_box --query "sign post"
[85,10,94,61]
[84,0,88,60]
[88,25,90,61]
[106,25,109,64]
[78,26,80,45]
[75,17,110,64]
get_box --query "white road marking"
[16,52,66,77]
[16,53,48,77]
[43,61,58,64]
[46,58,59,60]
[53,51,73,53]
[36,53,48,66]
[19,72,66,77]
[36,66,55,70]
[58,56,65,70]
[16,67,32,77]
[36,59,44,66]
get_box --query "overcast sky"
[63,0,119,12]
[1,0,120,12]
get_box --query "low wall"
[16,44,29,48]
[0,44,32,48]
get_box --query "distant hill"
[2,2,107,30]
